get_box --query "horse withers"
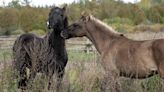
[13,6,68,91]
[61,14,164,91]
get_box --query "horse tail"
[13,34,34,88]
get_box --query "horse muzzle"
[60,30,69,39]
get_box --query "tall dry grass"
[0,31,164,92]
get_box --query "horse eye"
[73,24,79,27]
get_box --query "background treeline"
[0,0,164,35]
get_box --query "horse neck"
[49,29,65,52]
[85,21,121,54]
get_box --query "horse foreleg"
[44,69,54,91]
[101,70,121,92]
[158,63,164,78]
[29,71,36,81]
[155,52,164,79]
[47,75,53,90]
[18,64,28,90]
[46,72,63,92]
[55,70,64,92]
[27,69,37,89]
[153,40,164,78]
[16,58,28,90]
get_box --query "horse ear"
[81,11,90,22]
[51,5,56,8]
[62,4,67,11]
[81,11,87,17]
[86,16,91,22]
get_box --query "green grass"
[0,49,97,62]
[0,49,164,92]
[0,49,12,62]
[0,49,99,92]
[68,51,97,62]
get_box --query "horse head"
[47,5,68,30]
[61,14,92,39]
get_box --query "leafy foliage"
[0,0,164,35]
[0,8,19,35]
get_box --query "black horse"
[13,6,68,91]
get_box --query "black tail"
[13,35,30,89]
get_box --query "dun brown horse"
[61,14,164,91]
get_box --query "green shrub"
[103,17,134,25]
[10,29,24,35]
[29,29,46,36]
[0,8,19,35]
[161,17,164,23]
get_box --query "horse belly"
[116,43,158,78]
[118,59,157,78]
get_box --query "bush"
[29,29,46,36]
[113,24,133,33]
[0,8,19,35]
[103,17,134,25]
[103,18,134,32]
[161,17,164,23]
[147,7,161,23]
[10,29,24,35]
[132,24,164,32]
[20,7,48,33]
[132,24,151,32]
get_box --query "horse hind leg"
[156,50,164,79]
[17,62,28,89]
[153,40,164,78]
[158,62,164,79]
[14,50,28,89]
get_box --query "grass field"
[0,49,164,92]
[0,32,164,92]
[0,49,100,92]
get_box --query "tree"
[20,7,48,32]
[8,0,21,8]
[147,7,161,23]
[151,0,164,4]
[22,0,32,6]
[139,0,152,9]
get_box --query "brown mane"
[87,15,122,36]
